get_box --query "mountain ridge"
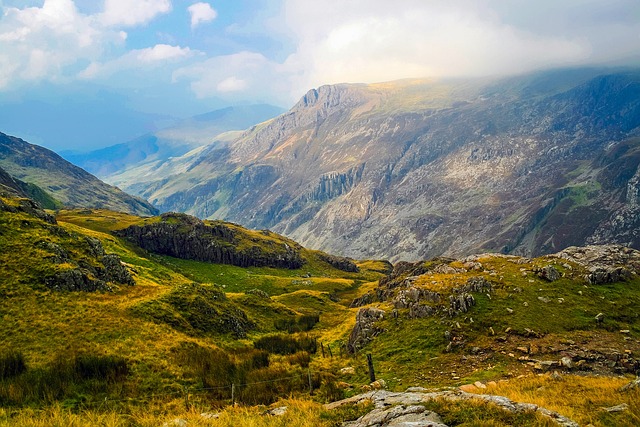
[0,132,158,216]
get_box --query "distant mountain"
[62,104,285,178]
[0,132,157,216]
[119,68,640,261]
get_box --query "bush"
[275,314,320,333]
[74,354,129,382]
[0,351,26,380]
[254,334,317,355]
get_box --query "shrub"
[254,334,317,355]
[0,351,26,380]
[275,314,320,333]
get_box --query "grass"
[4,201,640,425]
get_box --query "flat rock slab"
[327,389,579,427]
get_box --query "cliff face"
[114,212,305,269]
[125,69,640,261]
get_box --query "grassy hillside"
[2,196,640,426]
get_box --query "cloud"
[0,0,118,88]
[279,0,602,93]
[100,0,171,27]
[173,51,291,102]
[188,2,217,29]
[79,44,196,79]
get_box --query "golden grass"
[475,374,640,427]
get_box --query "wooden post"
[321,342,325,357]
[308,369,313,395]
[231,383,235,405]
[367,353,376,383]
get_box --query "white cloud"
[100,0,171,27]
[173,51,291,102]
[79,44,196,79]
[279,0,598,94]
[0,0,114,87]
[188,2,217,29]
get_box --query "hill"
[1,189,640,425]
[0,132,157,216]
[126,68,640,261]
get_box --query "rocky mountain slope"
[63,104,284,179]
[0,132,157,216]
[126,68,640,261]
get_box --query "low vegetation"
[2,202,640,425]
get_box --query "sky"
[0,0,639,152]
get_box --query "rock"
[538,265,561,281]
[101,253,135,285]
[347,307,386,353]
[506,308,514,314]
[487,381,498,387]
[371,379,387,390]
[318,253,360,272]
[344,403,446,427]
[595,313,605,324]
[350,292,375,308]
[586,266,633,285]
[550,371,564,380]
[619,377,640,392]
[200,412,219,420]
[267,406,288,416]
[560,357,574,369]
[340,366,356,375]
[474,381,487,389]
[405,386,428,392]
[459,384,477,392]
[538,296,551,303]
[45,269,112,292]
[162,419,187,427]
[534,361,558,372]
[600,403,628,413]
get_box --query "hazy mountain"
[120,68,640,261]
[0,132,157,216]
[62,104,285,178]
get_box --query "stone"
[347,307,386,353]
[340,366,356,375]
[538,265,561,281]
[560,357,574,369]
[267,406,288,416]
[619,377,640,392]
[595,313,605,323]
[162,419,187,427]
[371,379,387,389]
[474,381,487,389]
[600,403,628,413]
[200,412,219,420]
[459,384,477,392]
[537,296,551,303]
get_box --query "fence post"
[321,342,325,357]
[231,383,235,405]
[367,353,376,383]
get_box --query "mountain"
[127,68,640,261]
[0,132,157,216]
[62,104,285,178]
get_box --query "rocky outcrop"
[347,308,385,354]
[552,244,640,283]
[114,212,305,269]
[318,253,360,272]
[327,389,579,427]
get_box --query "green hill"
[1,190,640,426]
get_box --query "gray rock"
[347,307,386,353]
[538,265,561,281]
[267,406,288,416]
[600,403,628,413]
[101,253,135,285]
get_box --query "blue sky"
[0,0,638,151]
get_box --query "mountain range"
[100,68,640,262]
[62,104,285,178]
[0,132,157,216]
